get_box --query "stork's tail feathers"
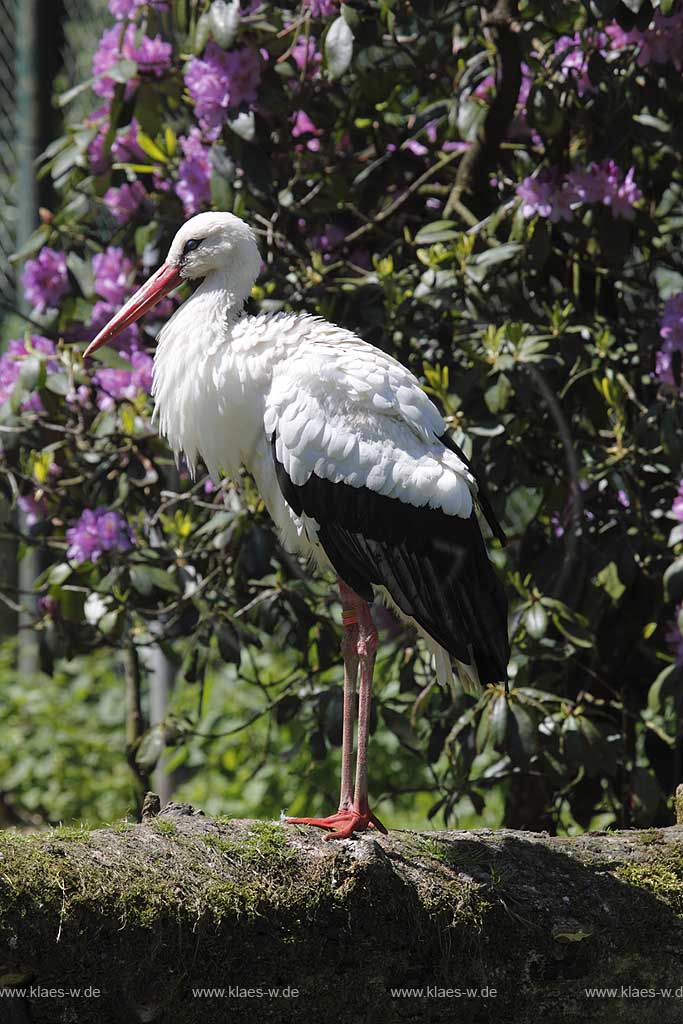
[453,655,483,698]
[430,642,482,698]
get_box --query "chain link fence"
[0,1,106,647]
[0,0,18,306]
[0,1,106,321]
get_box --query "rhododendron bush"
[2,0,683,832]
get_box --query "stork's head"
[84,212,261,357]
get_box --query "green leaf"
[108,58,138,85]
[648,664,683,711]
[504,487,543,535]
[664,556,683,603]
[228,112,255,141]
[57,78,97,107]
[9,226,49,265]
[208,0,240,48]
[382,706,419,748]
[136,724,165,772]
[217,622,241,664]
[130,565,180,596]
[325,16,354,80]
[506,703,536,766]
[66,253,95,299]
[471,243,522,268]
[524,604,548,640]
[552,613,593,649]
[593,562,625,603]
[136,132,168,163]
[414,220,458,245]
[490,695,508,750]
[484,374,512,414]
[86,348,136,371]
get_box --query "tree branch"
[1,810,682,1022]
[445,0,522,217]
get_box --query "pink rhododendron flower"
[292,110,322,151]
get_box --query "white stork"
[85,212,509,840]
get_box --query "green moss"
[405,834,508,882]
[50,824,93,842]
[109,820,136,833]
[638,829,665,846]
[204,821,295,867]
[151,818,178,836]
[616,857,683,915]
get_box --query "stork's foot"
[287,807,388,841]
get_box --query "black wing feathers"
[438,433,506,545]
[271,434,509,686]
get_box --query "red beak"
[84,262,183,357]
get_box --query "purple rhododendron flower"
[519,161,641,223]
[66,507,133,564]
[89,300,140,353]
[292,110,321,151]
[93,349,154,411]
[0,336,57,412]
[103,180,147,224]
[93,24,171,99]
[135,34,173,75]
[403,139,428,156]
[516,170,574,222]
[92,247,134,305]
[666,607,683,665]
[109,0,168,18]
[291,35,322,77]
[654,292,683,390]
[654,348,679,389]
[660,293,683,350]
[303,0,338,15]
[673,480,683,522]
[18,493,47,528]
[22,248,69,313]
[555,30,606,96]
[308,224,345,260]
[92,24,136,98]
[606,12,683,71]
[111,119,146,164]
[175,127,211,216]
[88,126,109,174]
[109,0,142,16]
[185,42,261,139]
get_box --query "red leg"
[287,583,387,840]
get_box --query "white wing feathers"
[264,339,476,519]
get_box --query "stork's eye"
[182,238,202,256]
